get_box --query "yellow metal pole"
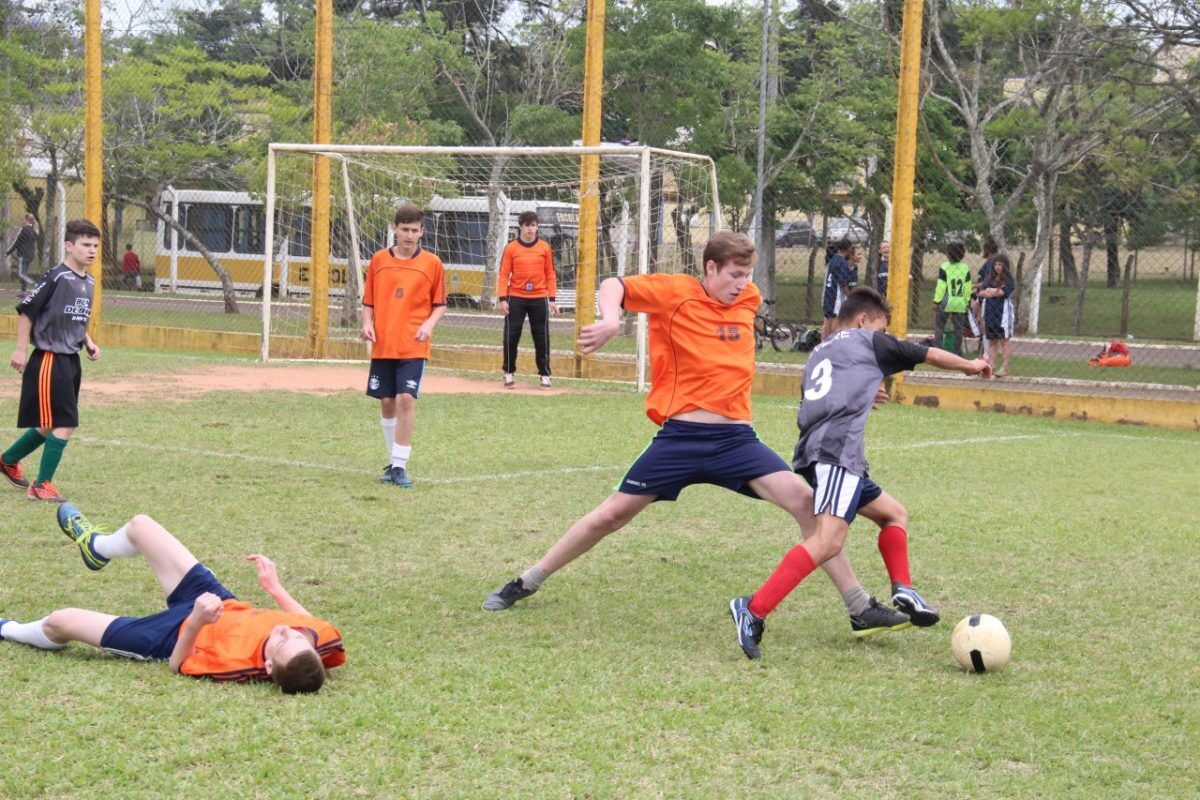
[84,0,104,329]
[574,0,606,378]
[308,0,333,358]
[887,0,925,396]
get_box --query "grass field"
[1,348,1198,798]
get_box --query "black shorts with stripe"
[18,350,81,429]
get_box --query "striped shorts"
[18,349,82,429]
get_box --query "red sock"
[877,525,911,586]
[749,545,817,618]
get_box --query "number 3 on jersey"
[806,357,833,400]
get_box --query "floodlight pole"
[84,0,103,329]
[308,0,333,358]
[887,0,926,397]
[575,0,607,378]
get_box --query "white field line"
[76,430,1103,485]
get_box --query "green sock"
[3,428,46,465]
[36,434,68,484]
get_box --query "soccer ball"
[950,614,1011,673]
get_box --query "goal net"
[261,144,721,385]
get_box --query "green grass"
[0,348,1198,797]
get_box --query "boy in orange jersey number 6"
[362,204,447,488]
[482,232,911,640]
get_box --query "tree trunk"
[757,195,775,304]
[1104,214,1120,288]
[116,193,240,313]
[648,168,663,273]
[1058,220,1077,286]
[1073,231,1096,335]
[481,156,510,307]
[1019,172,1057,334]
[806,215,828,321]
[910,239,924,329]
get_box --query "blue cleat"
[730,596,765,659]
[387,466,414,488]
[57,503,110,571]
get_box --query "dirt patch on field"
[0,364,567,404]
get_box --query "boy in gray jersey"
[0,220,101,502]
[730,287,990,659]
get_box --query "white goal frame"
[261,143,722,390]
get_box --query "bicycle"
[754,300,801,352]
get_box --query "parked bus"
[154,189,585,306]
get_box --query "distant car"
[825,216,871,244]
[774,220,817,248]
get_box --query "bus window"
[184,204,233,253]
[234,207,264,255]
[439,213,488,266]
[286,213,311,257]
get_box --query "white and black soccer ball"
[951,614,1011,673]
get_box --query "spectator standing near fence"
[121,244,142,290]
[979,253,1015,377]
[876,241,890,296]
[497,211,558,389]
[932,242,971,355]
[6,213,38,290]
[821,239,856,340]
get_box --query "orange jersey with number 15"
[619,273,760,425]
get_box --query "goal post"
[261,143,721,386]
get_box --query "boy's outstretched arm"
[247,554,311,616]
[577,277,625,354]
[925,348,992,378]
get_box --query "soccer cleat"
[891,584,941,627]
[850,597,911,638]
[0,458,29,489]
[57,503,110,571]
[378,464,394,484]
[540,376,552,389]
[503,373,516,389]
[482,578,536,611]
[27,480,66,503]
[0,619,11,641]
[388,466,413,488]
[729,596,765,660]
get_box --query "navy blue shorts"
[797,463,883,524]
[367,358,425,399]
[617,420,791,502]
[99,563,236,661]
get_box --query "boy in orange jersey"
[0,504,345,694]
[362,204,447,488]
[482,233,910,639]
[497,210,558,388]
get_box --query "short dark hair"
[834,238,852,253]
[393,204,424,226]
[517,211,539,227]
[703,231,755,270]
[947,241,966,262]
[982,235,999,257]
[65,219,100,243]
[837,286,891,323]
[271,648,326,695]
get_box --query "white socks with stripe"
[92,524,139,560]
[0,617,67,650]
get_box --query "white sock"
[391,443,411,469]
[92,524,139,560]
[0,617,67,650]
[381,417,397,458]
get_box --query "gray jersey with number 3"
[793,328,928,476]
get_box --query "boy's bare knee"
[396,394,416,412]
[126,514,157,542]
[43,608,78,639]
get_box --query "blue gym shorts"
[367,358,426,399]
[797,462,883,525]
[617,420,792,502]
[99,563,236,661]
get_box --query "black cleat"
[482,578,536,611]
[730,596,765,659]
[850,597,911,638]
[892,584,940,627]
